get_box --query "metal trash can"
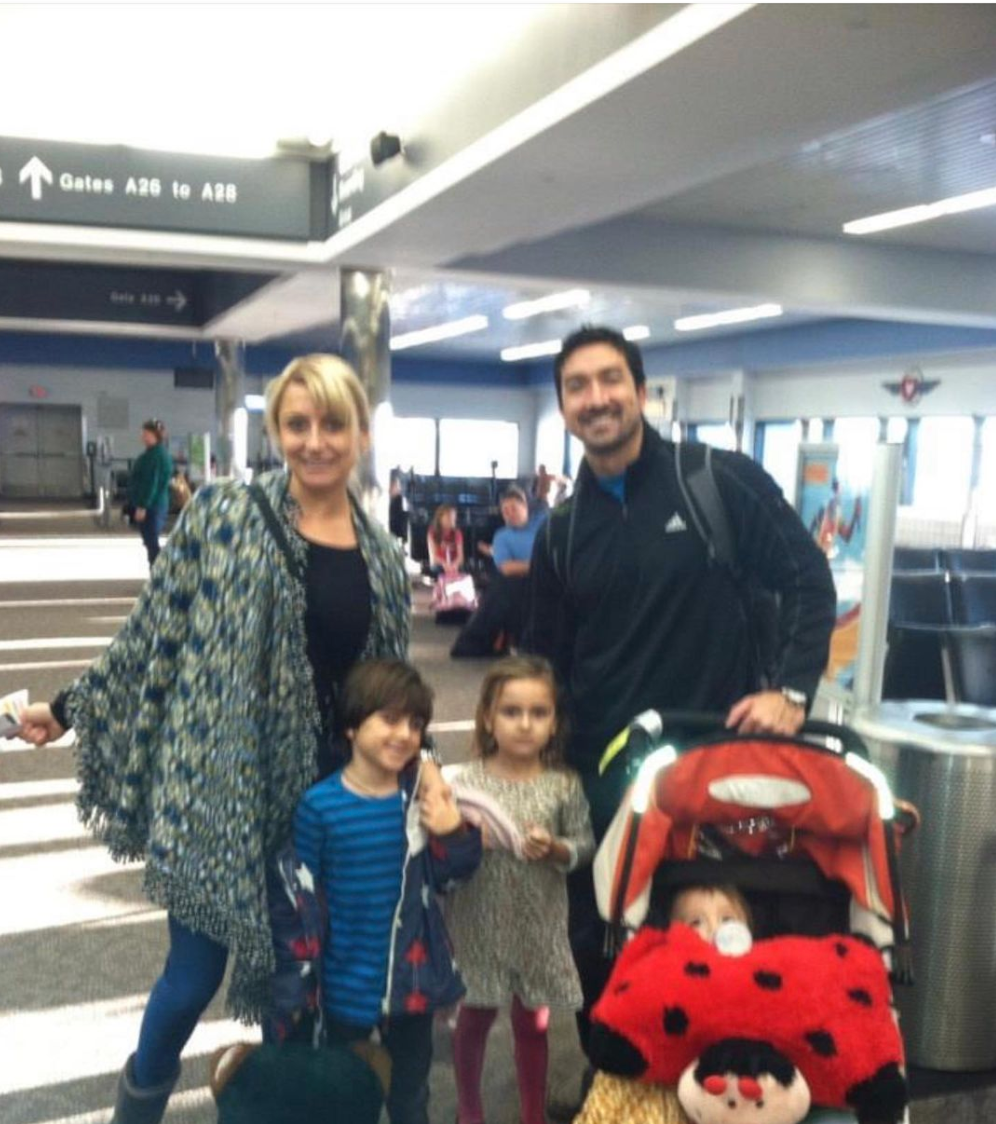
[853,700,996,1071]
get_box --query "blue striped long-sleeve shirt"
[293,771,406,1027]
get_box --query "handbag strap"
[249,481,305,582]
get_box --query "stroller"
[583,712,918,1124]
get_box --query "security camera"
[370,131,403,166]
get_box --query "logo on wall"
[882,365,940,405]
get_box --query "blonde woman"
[20,355,410,1124]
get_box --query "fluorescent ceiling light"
[623,324,651,341]
[843,186,996,235]
[502,289,590,321]
[500,339,563,362]
[389,315,488,351]
[674,303,783,332]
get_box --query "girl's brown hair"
[473,655,568,767]
[430,503,457,540]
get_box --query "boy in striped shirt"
[294,659,481,1124]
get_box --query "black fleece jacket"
[524,424,837,776]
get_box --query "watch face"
[781,688,807,707]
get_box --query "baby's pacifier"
[714,919,753,957]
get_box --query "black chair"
[893,546,941,572]
[942,548,996,574]
[882,624,947,702]
[888,572,952,626]
[948,574,996,626]
[945,626,996,707]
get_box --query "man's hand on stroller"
[726,690,805,736]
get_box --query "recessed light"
[623,325,650,341]
[674,304,782,332]
[500,339,563,362]
[502,289,590,321]
[843,185,996,234]
[389,315,488,351]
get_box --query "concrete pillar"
[340,268,391,517]
[214,339,246,479]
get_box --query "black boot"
[110,1054,180,1124]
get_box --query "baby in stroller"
[576,713,914,1124]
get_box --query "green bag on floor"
[211,1040,389,1124]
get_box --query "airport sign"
[0,137,316,240]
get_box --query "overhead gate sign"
[0,137,317,240]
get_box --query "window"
[806,418,825,442]
[389,416,437,475]
[885,417,908,445]
[913,416,975,514]
[567,434,584,477]
[976,417,996,520]
[694,423,736,450]
[759,421,803,505]
[832,416,879,491]
[439,419,519,477]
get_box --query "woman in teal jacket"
[128,418,173,566]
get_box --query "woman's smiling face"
[277,381,367,496]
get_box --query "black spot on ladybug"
[848,988,873,1007]
[613,981,631,995]
[685,961,711,978]
[846,1061,908,1121]
[663,1006,689,1036]
[835,941,849,957]
[754,971,782,990]
[806,1030,838,1057]
[588,1024,648,1078]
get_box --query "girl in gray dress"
[446,656,594,1124]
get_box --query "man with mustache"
[523,325,835,1081]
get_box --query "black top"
[525,424,836,776]
[304,540,371,773]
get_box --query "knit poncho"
[65,470,410,1021]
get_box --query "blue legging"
[133,915,228,1087]
[138,502,168,568]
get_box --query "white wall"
[0,362,266,463]
[752,351,996,421]
[672,352,996,424]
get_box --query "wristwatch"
[780,687,808,709]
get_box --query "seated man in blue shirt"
[491,485,546,577]
[454,486,547,656]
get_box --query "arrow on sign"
[166,290,188,313]
[19,156,53,201]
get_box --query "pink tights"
[453,997,550,1124]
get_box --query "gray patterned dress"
[445,760,595,1009]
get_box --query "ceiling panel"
[639,78,996,253]
[269,269,819,360]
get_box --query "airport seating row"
[893,545,996,573]
[884,565,996,706]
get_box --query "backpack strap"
[544,491,580,597]
[249,481,305,582]
[674,442,737,574]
